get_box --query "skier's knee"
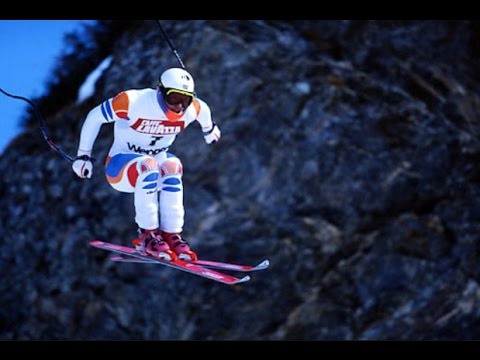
[138,157,158,174]
[160,158,183,177]
[132,157,159,189]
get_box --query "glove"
[72,150,95,179]
[203,124,221,144]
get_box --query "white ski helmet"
[158,67,195,95]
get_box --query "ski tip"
[90,240,104,247]
[255,259,270,270]
[236,275,251,284]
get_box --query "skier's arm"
[79,105,108,151]
[72,103,110,178]
[194,98,221,144]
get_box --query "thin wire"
[0,87,75,162]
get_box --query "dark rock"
[1,20,480,340]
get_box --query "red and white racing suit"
[76,88,217,232]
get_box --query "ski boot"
[161,231,198,261]
[133,228,177,261]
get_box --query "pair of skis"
[90,240,269,285]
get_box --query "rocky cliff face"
[1,20,480,340]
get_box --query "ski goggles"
[164,88,193,108]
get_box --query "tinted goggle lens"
[165,90,193,108]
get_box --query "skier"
[72,68,221,262]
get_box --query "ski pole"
[0,87,75,162]
[157,20,186,69]
[157,20,198,98]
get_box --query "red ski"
[90,240,250,285]
[110,255,269,272]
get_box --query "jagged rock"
[1,20,480,340]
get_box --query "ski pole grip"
[75,155,96,163]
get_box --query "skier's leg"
[105,153,175,259]
[158,152,184,233]
[133,157,160,229]
[157,152,197,261]
[105,153,159,228]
